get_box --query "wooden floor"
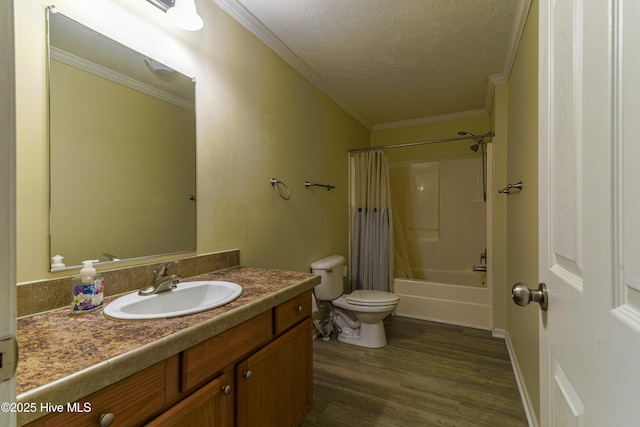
[302,316,528,427]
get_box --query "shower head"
[458,131,484,151]
[459,131,489,202]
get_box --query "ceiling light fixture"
[166,0,204,31]
[146,0,203,31]
[144,57,176,75]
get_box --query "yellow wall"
[506,0,540,421]
[49,60,196,265]
[14,0,368,282]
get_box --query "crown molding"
[50,46,194,111]
[212,0,532,132]
[485,73,508,112]
[483,0,532,112]
[372,109,489,131]
[502,0,533,81]
[211,0,372,129]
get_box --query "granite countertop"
[16,266,319,425]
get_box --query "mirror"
[48,9,197,270]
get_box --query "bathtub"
[411,269,486,288]
[394,272,492,330]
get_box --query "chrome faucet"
[138,261,181,296]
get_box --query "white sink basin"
[104,281,242,320]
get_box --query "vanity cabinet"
[176,290,313,427]
[146,376,222,426]
[180,310,274,393]
[236,319,312,427]
[24,291,312,427]
[24,356,180,427]
[146,372,232,427]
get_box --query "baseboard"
[504,331,539,427]
[492,328,506,338]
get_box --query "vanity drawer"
[26,357,175,427]
[274,291,312,335]
[180,310,273,392]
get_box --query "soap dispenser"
[72,259,105,314]
[51,255,65,269]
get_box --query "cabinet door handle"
[99,413,116,427]
[243,370,253,379]
[222,384,232,395]
[295,305,304,312]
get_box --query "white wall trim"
[211,0,372,129]
[485,73,508,113]
[50,47,194,111]
[383,0,532,130]
[372,109,489,131]
[502,0,533,81]
[504,331,539,427]
[483,0,531,113]
[492,327,506,338]
[212,0,532,132]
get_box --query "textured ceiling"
[213,0,527,129]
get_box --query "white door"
[0,1,17,426]
[539,0,640,425]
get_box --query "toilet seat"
[333,291,399,312]
[347,290,399,307]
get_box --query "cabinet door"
[236,319,312,427]
[218,370,235,427]
[146,376,223,427]
[26,358,173,427]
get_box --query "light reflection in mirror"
[48,9,197,270]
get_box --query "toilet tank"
[311,255,345,301]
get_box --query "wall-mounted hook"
[499,181,524,194]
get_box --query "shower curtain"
[349,150,394,292]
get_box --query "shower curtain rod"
[347,131,495,153]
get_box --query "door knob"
[512,282,548,311]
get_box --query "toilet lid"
[346,290,400,306]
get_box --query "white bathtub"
[411,269,486,288]
[394,274,492,330]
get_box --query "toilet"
[311,255,399,348]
